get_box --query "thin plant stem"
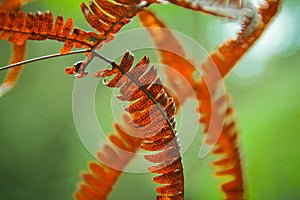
[92,51,117,66]
[0,49,91,71]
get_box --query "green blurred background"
[0,0,299,199]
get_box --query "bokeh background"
[0,0,299,199]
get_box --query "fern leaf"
[96,51,184,199]
[80,0,152,39]
[0,43,26,97]
[212,104,243,200]
[200,0,282,78]
[197,84,244,199]
[0,10,99,54]
[197,1,281,199]
[0,0,28,97]
[74,120,143,200]
[138,9,197,107]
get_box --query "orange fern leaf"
[0,43,26,97]
[0,10,99,54]
[80,0,148,37]
[197,82,244,199]
[195,2,281,198]
[200,0,282,78]
[138,9,197,106]
[95,51,184,200]
[75,120,142,200]
[0,0,28,97]
[212,103,243,200]
[197,0,281,167]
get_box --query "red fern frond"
[0,43,26,97]
[74,120,142,200]
[0,0,28,97]
[95,51,184,199]
[195,2,281,198]
[138,9,196,107]
[197,82,244,199]
[200,0,282,78]
[80,0,153,40]
[0,10,99,54]
[211,103,243,200]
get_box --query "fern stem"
[0,49,91,71]
[92,51,116,66]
